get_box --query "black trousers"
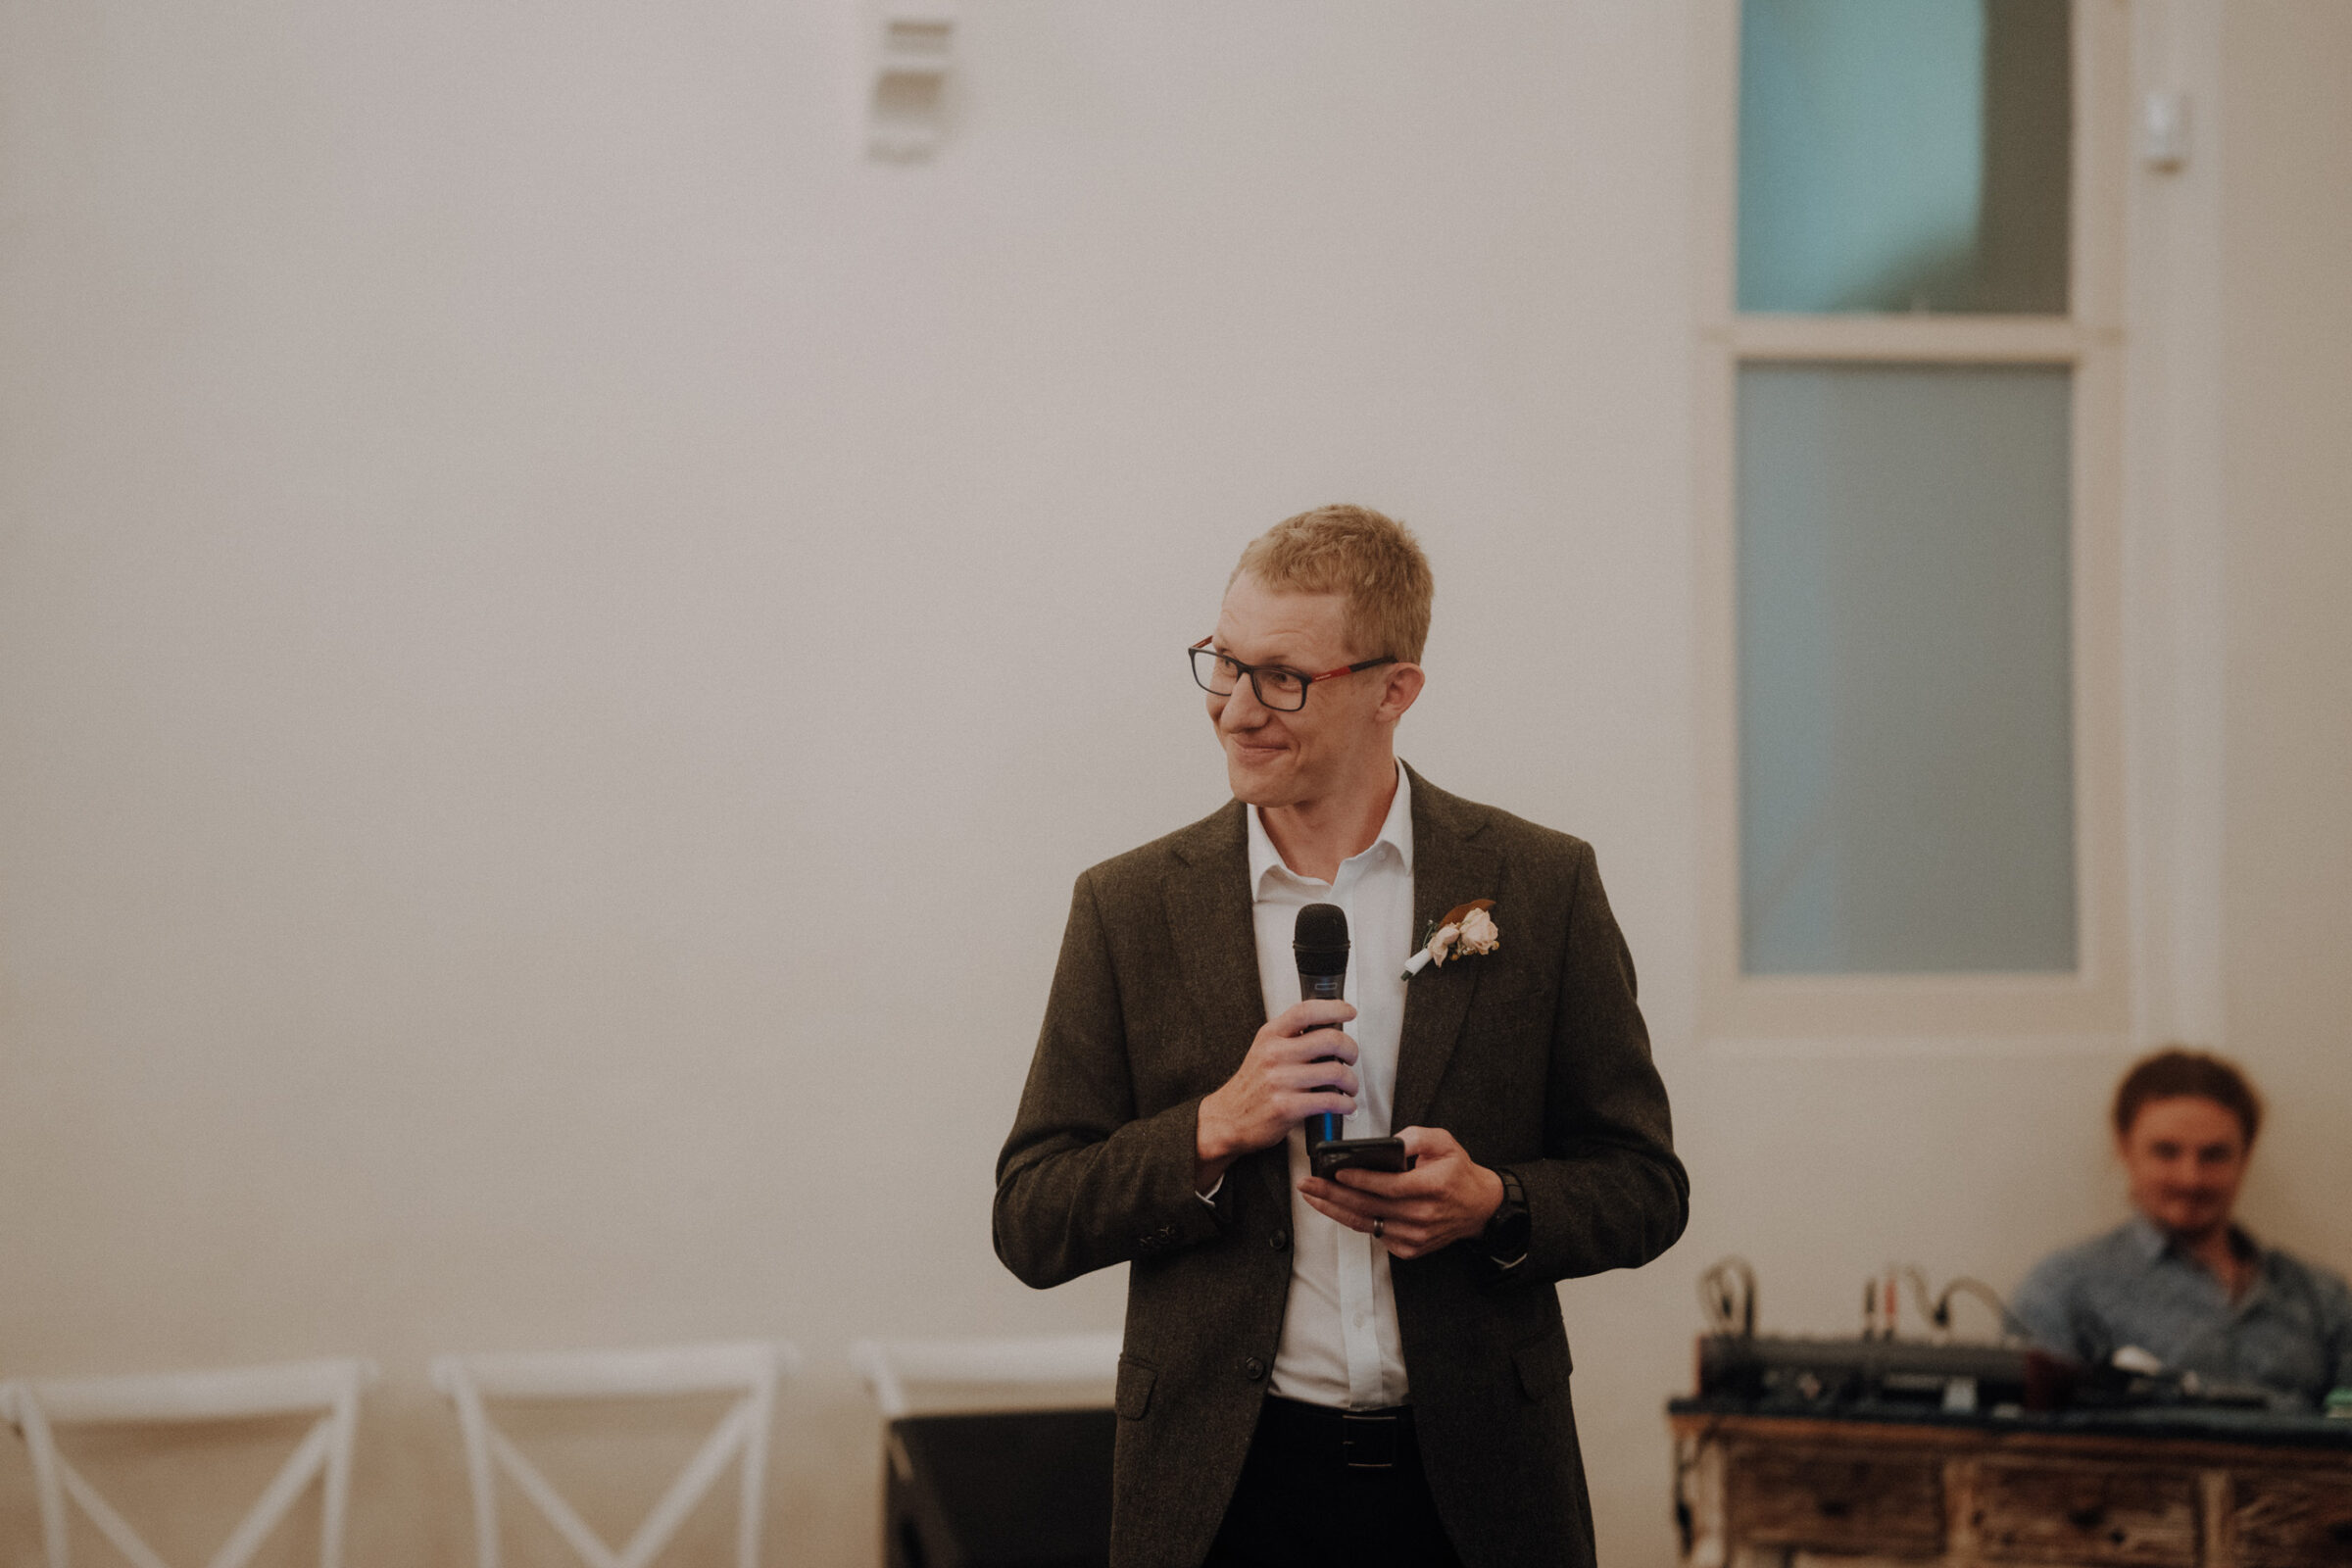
[1201,1397,1465,1568]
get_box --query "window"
[1695,0,2131,1041]
[1738,0,2071,316]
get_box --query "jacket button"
[1268,1230,1289,1250]
[1243,1357,1266,1381]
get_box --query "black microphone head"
[1293,903,1349,977]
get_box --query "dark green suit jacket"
[993,767,1688,1568]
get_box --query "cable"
[1695,1257,1757,1337]
[1880,1264,2031,1343]
[1900,1265,1937,1334]
[1934,1277,2034,1344]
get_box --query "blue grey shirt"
[2011,1216,2352,1407]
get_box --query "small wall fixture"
[2140,91,2191,172]
[869,5,956,161]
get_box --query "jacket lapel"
[1162,800,1261,1066]
[1393,766,1500,1134]
[1160,802,1291,1213]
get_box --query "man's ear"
[1376,663,1426,724]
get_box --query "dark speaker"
[883,1407,1115,1568]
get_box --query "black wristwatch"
[1481,1166,1531,1267]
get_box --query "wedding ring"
[1372,1217,1385,1240]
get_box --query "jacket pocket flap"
[1511,1334,1572,1401]
[1115,1356,1154,1420]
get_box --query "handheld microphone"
[1293,903,1349,1149]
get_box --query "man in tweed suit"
[995,506,1687,1568]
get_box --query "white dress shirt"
[1246,763,1415,1410]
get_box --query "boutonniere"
[1400,900,1498,980]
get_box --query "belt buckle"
[1342,1412,1397,1470]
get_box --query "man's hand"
[1297,1126,1504,1261]
[1196,1001,1359,1193]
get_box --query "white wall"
[2217,4,2352,1285]
[0,4,2344,1564]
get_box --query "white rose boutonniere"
[1400,899,1499,980]
[1453,905,1499,956]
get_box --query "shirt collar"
[2125,1211,2266,1268]
[1247,761,1413,893]
[2124,1213,2171,1263]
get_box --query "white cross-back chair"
[430,1340,796,1568]
[849,1332,1121,1423]
[0,1356,375,1568]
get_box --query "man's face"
[2119,1095,2250,1243]
[1206,573,1392,810]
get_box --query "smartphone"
[1310,1137,1415,1180]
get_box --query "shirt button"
[1243,1357,1267,1381]
[1268,1230,1290,1250]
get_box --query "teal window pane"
[1738,363,2076,973]
[1739,0,2070,314]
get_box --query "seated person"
[2011,1049,2352,1408]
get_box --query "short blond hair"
[1231,504,1434,663]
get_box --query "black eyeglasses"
[1188,637,1396,712]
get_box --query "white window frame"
[1690,0,2164,1049]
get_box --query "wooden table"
[1669,1402,2352,1568]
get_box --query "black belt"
[1258,1396,1418,1470]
